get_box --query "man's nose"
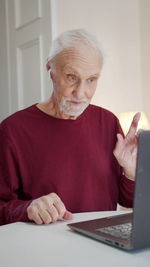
[72,81,86,99]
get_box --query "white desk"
[0,211,150,267]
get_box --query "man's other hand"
[27,193,73,225]
[113,113,141,180]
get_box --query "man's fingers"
[33,213,43,225]
[53,200,66,219]
[36,202,53,224]
[47,205,59,223]
[126,112,141,140]
[116,133,124,143]
[38,210,52,224]
[46,193,73,221]
[52,193,66,219]
[48,193,66,219]
[27,205,43,225]
[40,194,60,223]
[62,210,74,220]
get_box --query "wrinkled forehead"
[53,42,103,72]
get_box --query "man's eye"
[88,78,95,83]
[67,75,76,82]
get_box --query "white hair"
[47,29,104,63]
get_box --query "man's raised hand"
[113,113,141,180]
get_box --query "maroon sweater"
[0,104,134,225]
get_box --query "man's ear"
[46,61,50,71]
[50,70,54,80]
[46,61,54,80]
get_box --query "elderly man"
[0,29,140,225]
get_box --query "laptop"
[68,130,150,251]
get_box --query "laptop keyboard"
[96,223,132,240]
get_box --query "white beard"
[59,98,89,117]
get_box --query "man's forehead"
[54,46,102,76]
[55,44,102,65]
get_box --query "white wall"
[140,0,150,121]
[55,0,144,117]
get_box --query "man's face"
[50,43,103,117]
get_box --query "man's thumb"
[63,210,73,220]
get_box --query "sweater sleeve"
[119,175,134,208]
[115,118,135,208]
[0,128,32,225]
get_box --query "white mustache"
[64,98,88,104]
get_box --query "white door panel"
[17,38,42,107]
[15,0,41,28]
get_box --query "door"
[7,0,55,114]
